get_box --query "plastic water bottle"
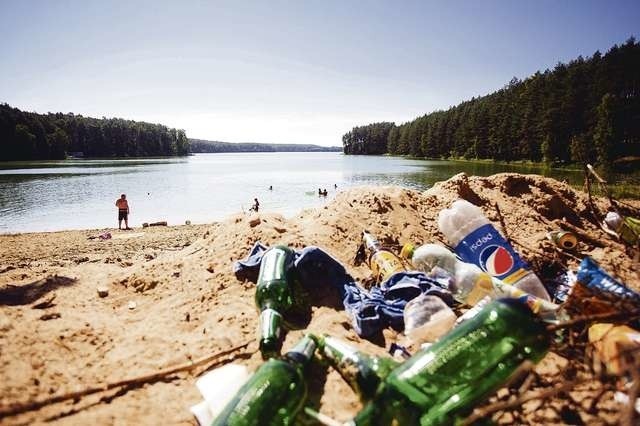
[402,243,495,306]
[438,200,551,301]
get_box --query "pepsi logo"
[479,245,514,276]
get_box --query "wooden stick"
[461,380,580,425]
[587,164,620,212]
[303,407,343,426]
[587,164,608,185]
[0,340,252,418]
[546,309,640,332]
[494,202,510,244]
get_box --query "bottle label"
[372,251,405,281]
[454,224,529,284]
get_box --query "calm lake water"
[0,153,585,233]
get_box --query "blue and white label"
[454,224,530,283]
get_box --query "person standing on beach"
[115,194,131,230]
[250,198,260,212]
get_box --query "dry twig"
[0,340,252,418]
[546,309,640,333]
[461,379,581,425]
[494,202,510,244]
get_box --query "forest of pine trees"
[343,38,640,167]
[0,104,189,160]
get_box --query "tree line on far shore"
[189,138,342,153]
[0,103,189,161]
[343,38,640,167]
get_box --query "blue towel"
[233,242,454,337]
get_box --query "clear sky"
[1,1,638,146]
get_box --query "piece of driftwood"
[142,221,168,228]
[0,340,252,418]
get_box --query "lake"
[0,153,585,233]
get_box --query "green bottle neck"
[259,308,283,358]
[285,335,317,366]
[319,335,371,365]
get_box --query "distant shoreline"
[188,138,342,153]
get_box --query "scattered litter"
[438,199,551,300]
[547,230,578,250]
[128,301,137,310]
[39,312,61,321]
[111,232,145,240]
[88,232,112,241]
[190,363,250,425]
[142,221,167,228]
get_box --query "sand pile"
[0,172,639,425]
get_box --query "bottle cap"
[400,243,415,259]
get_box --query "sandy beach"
[1,172,639,425]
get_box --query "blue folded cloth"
[233,242,454,337]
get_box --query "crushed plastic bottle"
[403,294,457,345]
[438,199,551,301]
[402,243,495,306]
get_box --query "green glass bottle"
[314,334,399,402]
[211,335,316,426]
[255,246,296,358]
[350,299,550,426]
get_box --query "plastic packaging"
[410,243,458,274]
[190,364,250,425]
[566,257,640,318]
[404,243,495,305]
[403,294,457,344]
[588,323,640,375]
[438,199,551,301]
[604,211,624,231]
[576,256,640,304]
